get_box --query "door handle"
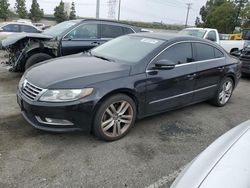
[91,42,100,46]
[217,67,225,72]
[186,73,197,79]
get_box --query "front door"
[146,42,198,114]
[60,23,101,56]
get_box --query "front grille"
[21,80,43,101]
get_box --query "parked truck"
[179,28,245,54]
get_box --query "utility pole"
[96,0,100,19]
[118,0,121,21]
[185,3,192,28]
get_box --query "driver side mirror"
[154,59,176,70]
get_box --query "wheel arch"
[230,48,239,54]
[224,73,236,88]
[25,47,56,59]
[91,88,139,131]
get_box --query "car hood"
[171,120,250,188]
[1,33,53,48]
[24,54,131,89]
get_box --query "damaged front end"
[0,33,59,72]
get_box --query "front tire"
[210,77,234,107]
[25,53,52,70]
[93,94,136,141]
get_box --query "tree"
[195,17,202,27]
[15,0,27,18]
[69,2,76,20]
[207,2,238,33]
[29,0,44,22]
[241,2,250,28]
[54,0,68,23]
[0,0,10,21]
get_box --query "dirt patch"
[158,121,201,141]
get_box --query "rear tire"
[93,94,136,141]
[25,53,52,70]
[210,77,234,107]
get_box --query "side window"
[194,43,215,61]
[20,25,38,33]
[123,27,134,34]
[155,43,193,64]
[3,24,19,32]
[65,24,98,39]
[101,24,124,38]
[214,48,224,58]
[206,31,217,42]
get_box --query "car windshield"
[91,35,164,64]
[179,29,207,38]
[43,20,79,37]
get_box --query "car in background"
[1,19,142,71]
[179,28,245,54]
[17,33,241,141]
[171,120,250,188]
[0,22,41,40]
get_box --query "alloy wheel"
[101,100,134,138]
[219,80,233,105]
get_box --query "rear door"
[146,42,197,114]
[192,42,226,102]
[60,23,101,56]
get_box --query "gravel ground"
[0,50,250,188]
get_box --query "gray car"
[171,120,250,188]
[0,22,41,40]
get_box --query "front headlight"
[39,88,93,102]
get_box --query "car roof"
[77,18,141,31]
[130,32,208,42]
[0,22,39,28]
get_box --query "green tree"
[29,0,44,22]
[195,17,202,27]
[54,0,68,23]
[241,2,250,28]
[69,2,76,20]
[15,0,27,18]
[207,1,238,33]
[0,0,10,21]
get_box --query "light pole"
[185,3,192,28]
[96,0,100,19]
[118,0,121,21]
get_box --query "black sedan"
[17,33,241,141]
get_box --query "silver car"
[171,120,250,188]
[0,22,41,40]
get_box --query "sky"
[8,0,208,25]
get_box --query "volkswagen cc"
[17,33,241,141]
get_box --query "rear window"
[101,24,124,38]
[20,25,38,33]
[194,43,224,61]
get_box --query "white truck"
[180,28,245,54]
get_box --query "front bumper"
[17,90,96,133]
